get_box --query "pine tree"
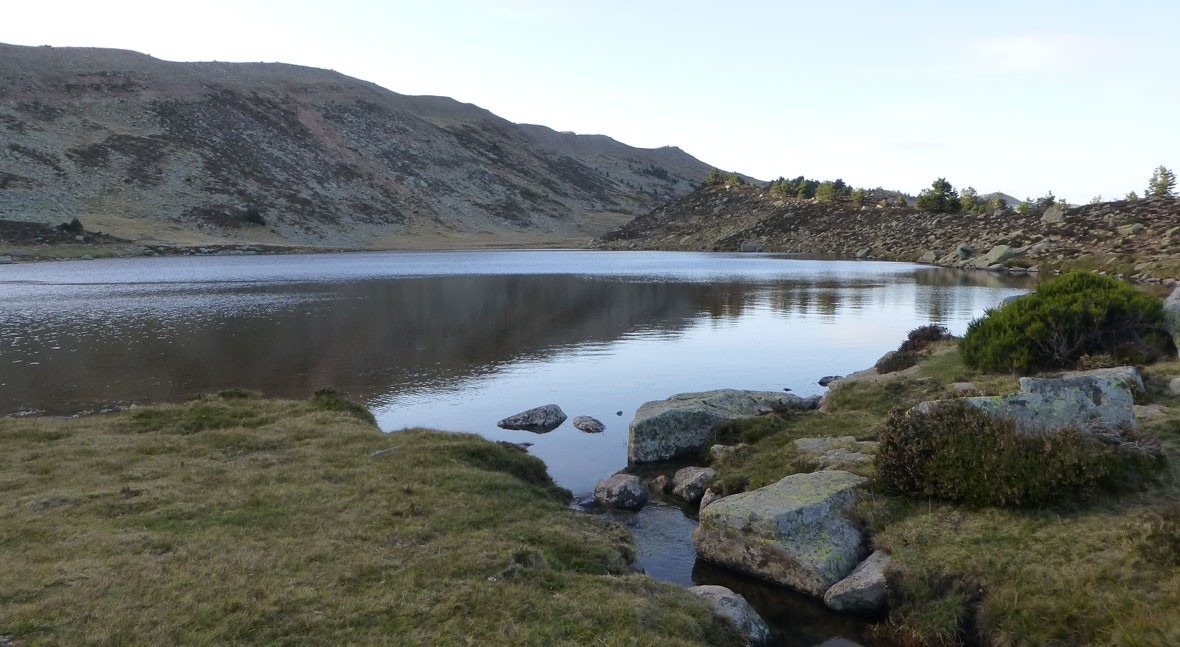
[915,178,962,214]
[1147,165,1176,197]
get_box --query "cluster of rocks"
[596,184,1180,283]
[496,404,604,435]
[583,355,1167,641]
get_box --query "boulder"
[1168,376,1180,395]
[915,367,1140,436]
[855,248,870,259]
[692,470,868,596]
[818,375,842,387]
[699,487,722,511]
[687,585,773,646]
[593,474,648,510]
[739,240,764,252]
[916,250,938,263]
[0,255,13,264]
[671,466,715,503]
[497,404,567,433]
[628,390,816,463]
[824,550,891,613]
[572,415,605,433]
[1118,223,1145,236]
[794,436,878,470]
[980,244,1017,266]
[949,382,978,394]
[648,474,670,494]
[1135,404,1169,419]
[1163,287,1180,356]
[1040,204,1065,225]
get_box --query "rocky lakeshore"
[595,184,1180,284]
[584,280,1180,644]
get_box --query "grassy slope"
[711,344,1180,646]
[0,392,739,646]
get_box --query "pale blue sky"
[5,0,1178,201]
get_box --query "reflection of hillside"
[0,268,1034,415]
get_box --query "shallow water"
[0,249,1031,643]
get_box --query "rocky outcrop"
[823,550,891,613]
[692,470,868,596]
[671,466,715,503]
[687,585,773,646]
[572,416,605,433]
[916,368,1139,436]
[497,404,567,433]
[794,436,878,470]
[629,389,816,463]
[595,184,1180,283]
[593,474,648,510]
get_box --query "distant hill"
[0,43,717,248]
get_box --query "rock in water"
[671,466,715,503]
[687,585,773,646]
[593,474,648,510]
[628,389,816,463]
[824,550,891,612]
[692,470,868,597]
[496,404,567,433]
[572,415,605,433]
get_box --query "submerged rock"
[593,474,648,510]
[572,415,605,433]
[692,470,868,597]
[824,550,891,613]
[628,389,815,463]
[687,585,773,646]
[497,404,567,433]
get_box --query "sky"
[5,0,1178,202]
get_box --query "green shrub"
[875,402,1154,506]
[959,272,1172,373]
[57,217,84,234]
[876,350,919,374]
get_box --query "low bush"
[898,324,952,353]
[959,271,1172,373]
[875,402,1155,506]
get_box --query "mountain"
[0,43,716,248]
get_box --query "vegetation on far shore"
[0,391,740,646]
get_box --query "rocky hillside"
[0,43,715,248]
[597,184,1180,282]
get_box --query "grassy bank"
[711,343,1180,646]
[0,391,739,646]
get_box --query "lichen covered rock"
[692,470,868,596]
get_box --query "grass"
[707,342,1180,645]
[0,393,741,646]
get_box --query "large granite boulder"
[915,367,1139,435]
[687,585,773,646]
[671,466,715,503]
[980,244,1018,266]
[692,470,868,597]
[629,389,816,463]
[497,404,567,433]
[823,550,891,613]
[593,474,648,510]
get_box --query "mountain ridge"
[0,43,717,248]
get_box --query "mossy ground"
[0,392,740,646]
[710,345,1180,645]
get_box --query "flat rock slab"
[497,404,567,433]
[915,367,1139,435]
[629,389,815,463]
[692,470,868,597]
[794,436,878,470]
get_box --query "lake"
[0,249,1031,640]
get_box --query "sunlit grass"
[0,394,739,646]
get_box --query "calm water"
[1,249,1031,643]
